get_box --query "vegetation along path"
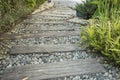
[0,0,120,80]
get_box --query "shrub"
[80,0,120,66]
[0,0,46,34]
[74,0,97,19]
[80,18,120,65]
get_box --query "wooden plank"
[23,21,66,24]
[33,14,72,18]
[29,16,73,21]
[46,12,75,16]
[26,17,67,22]
[25,19,59,23]
[67,17,89,26]
[27,16,66,20]
[0,31,80,40]
[31,13,74,19]
[50,9,73,11]
[23,22,80,26]
[24,21,66,24]
[10,44,84,54]
[0,59,105,80]
[42,11,75,15]
[25,25,80,31]
[34,14,74,20]
[47,10,74,13]
[31,15,68,18]
[50,8,73,11]
[27,18,66,21]
[39,14,72,17]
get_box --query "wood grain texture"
[10,44,84,54]
[23,21,67,24]
[0,30,80,40]
[39,14,72,17]
[42,11,75,15]
[25,25,80,31]
[31,15,72,19]
[0,59,105,80]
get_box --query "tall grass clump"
[92,0,120,20]
[80,0,120,66]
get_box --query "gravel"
[0,46,120,80]
[9,36,79,46]
[0,2,120,80]
[10,22,81,34]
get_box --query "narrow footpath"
[0,0,120,80]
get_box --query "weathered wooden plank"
[32,13,74,18]
[30,15,68,18]
[25,25,80,31]
[33,14,72,18]
[0,31,80,40]
[28,16,73,21]
[24,20,67,24]
[26,17,67,22]
[26,18,66,21]
[67,17,89,25]
[23,21,66,24]
[39,14,71,16]
[42,11,75,15]
[47,10,75,14]
[50,8,73,11]
[0,59,105,80]
[44,13,74,17]
[23,22,80,26]
[32,15,74,21]
[10,44,84,54]
[50,9,73,12]
[24,20,74,24]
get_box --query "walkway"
[0,0,120,80]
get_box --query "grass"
[0,0,46,34]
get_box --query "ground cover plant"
[0,0,45,34]
[80,0,120,66]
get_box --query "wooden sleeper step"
[10,44,84,54]
[25,25,80,31]
[23,21,66,24]
[0,31,80,40]
[0,59,105,80]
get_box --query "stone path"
[0,0,120,80]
